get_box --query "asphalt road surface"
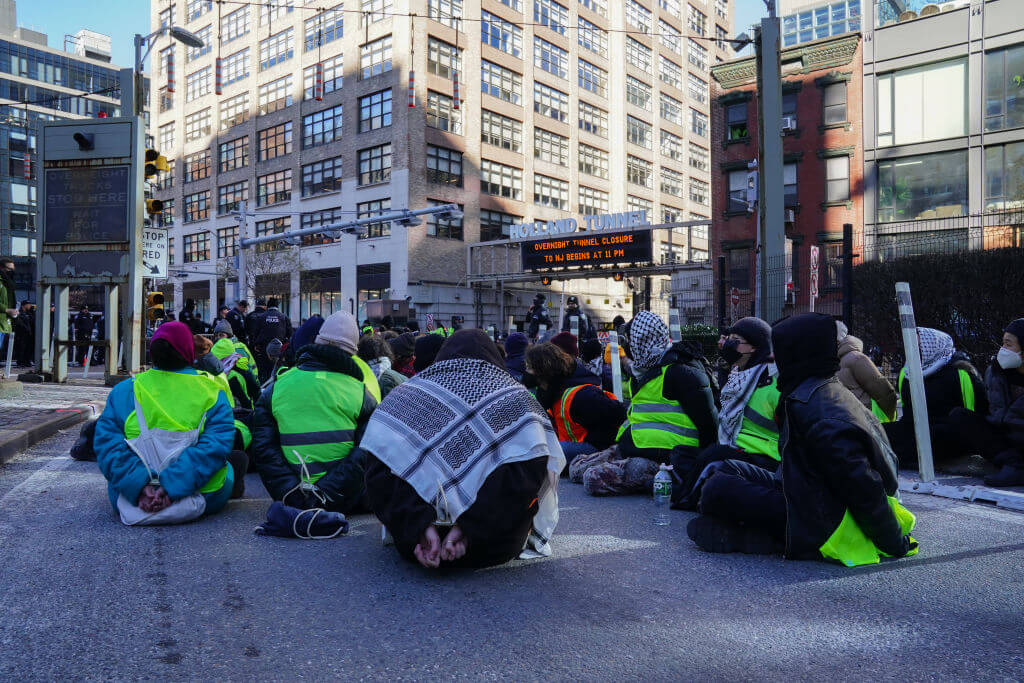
[1,427,1023,681]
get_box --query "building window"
[627,115,652,148]
[825,156,850,203]
[359,89,392,132]
[187,0,212,21]
[627,155,653,188]
[185,67,211,101]
[258,122,292,160]
[302,157,343,196]
[157,199,175,228]
[690,177,709,206]
[626,0,651,32]
[578,143,609,179]
[304,4,344,51]
[660,92,683,125]
[715,24,728,49]
[260,1,295,24]
[426,145,464,185]
[302,54,344,99]
[481,60,521,104]
[659,19,681,54]
[357,199,391,239]
[427,91,462,134]
[688,38,707,71]
[218,181,249,214]
[534,128,569,166]
[533,81,569,121]
[255,217,290,252]
[728,170,748,212]
[358,143,392,185]
[360,0,392,25]
[878,58,967,147]
[784,163,797,206]
[357,263,390,301]
[183,232,211,263]
[878,151,967,222]
[259,28,294,70]
[579,0,606,17]
[984,142,1024,211]
[534,0,569,34]
[578,59,608,98]
[183,150,211,183]
[219,91,249,130]
[481,110,523,151]
[160,5,176,28]
[728,248,751,289]
[823,82,847,125]
[691,108,708,138]
[689,142,709,171]
[302,105,343,148]
[659,0,680,16]
[985,45,1024,132]
[257,75,293,114]
[217,226,238,258]
[428,0,463,29]
[659,55,683,90]
[579,100,608,137]
[184,191,210,223]
[222,49,251,88]
[577,17,607,56]
[481,160,523,199]
[660,129,683,161]
[219,137,248,172]
[221,7,250,43]
[782,0,860,47]
[158,86,174,113]
[426,199,464,239]
[578,185,609,215]
[187,25,213,61]
[627,195,653,216]
[688,4,707,35]
[626,76,652,110]
[481,11,523,56]
[257,169,292,206]
[534,174,569,209]
[184,108,212,141]
[480,209,521,241]
[427,37,461,79]
[625,37,651,73]
[687,73,708,104]
[534,36,568,79]
[782,91,798,128]
[726,103,748,140]
[360,35,393,79]
[301,209,345,245]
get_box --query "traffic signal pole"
[755,4,785,324]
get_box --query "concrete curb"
[0,402,104,466]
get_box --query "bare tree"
[217,244,312,303]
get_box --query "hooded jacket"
[0,269,14,333]
[504,332,529,382]
[838,335,897,416]
[985,363,1024,450]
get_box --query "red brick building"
[709,33,862,318]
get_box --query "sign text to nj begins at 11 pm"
[521,230,653,271]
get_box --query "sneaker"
[983,465,1024,488]
[686,516,782,555]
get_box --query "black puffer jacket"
[252,344,377,513]
[899,353,988,425]
[780,376,912,561]
[985,364,1024,450]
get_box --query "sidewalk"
[0,379,110,465]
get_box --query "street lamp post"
[127,26,205,116]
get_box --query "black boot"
[228,450,248,499]
[984,465,1024,488]
[686,516,782,555]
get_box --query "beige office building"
[150,0,730,328]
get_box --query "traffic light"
[144,148,170,179]
[146,292,165,321]
[145,197,164,215]
[612,271,625,282]
[540,276,553,286]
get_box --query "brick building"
[709,32,861,318]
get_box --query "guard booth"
[36,117,146,383]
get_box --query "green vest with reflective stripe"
[234,341,255,372]
[271,367,365,483]
[617,365,699,449]
[819,496,918,567]
[352,355,382,404]
[898,367,975,412]
[735,377,781,460]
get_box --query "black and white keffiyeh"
[718,362,774,448]
[359,357,565,557]
[917,327,954,378]
[629,311,671,373]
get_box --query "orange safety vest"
[550,384,619,443]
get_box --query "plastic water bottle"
[653,464,672,526]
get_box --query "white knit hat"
[315,311,359,354]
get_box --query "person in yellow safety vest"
[616,311,719,464]
[671,317,781,510]
[94,321,242,524]
[212,320,256,374]
[210,338,262,410]
[688,314,919,566]
[526,342,626,469]
[835,321,898,422]
[252,310,378,514]
[882,327,987,470]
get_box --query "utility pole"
[755,1,785,323]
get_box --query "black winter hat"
[389,331,417,358]
[728,316,773,353]
[1006,318,1024,343]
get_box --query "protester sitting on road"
[364,329,565,569]
[883,327,987,469]
[389,331,417,378]
[944,318,1024,487]
[252,311,377,514]
[357,334,406,400]
[413,332,445,373]
[213,319,256,372]
[503,332,529,383]
[192,334,222,376]
[526,342,625,468]
[284,314,323,368]
[688,313,919,566]
[617,311,719,464]
[210,338,261,410]
[537,332,601,408]
[581,338,602,375]
[94,321,240,524]
[672,317,780,509]
[836,322,898,422]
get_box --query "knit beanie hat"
[315,311,359,354]
[580,338,602,363]
[413,333,446,372]
[504,331,529,356]
[1006,318,1024,343]
[551,331,579,358]
[728,316,772,352]
[212,320,233,336]
[389,331,417,358]
[151,321,195,364]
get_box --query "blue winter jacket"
[94,368,236,512]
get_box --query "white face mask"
[997,347,1023,370]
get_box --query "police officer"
[245,298,267,344]
[226,300,249,345]
[561,295,594,340]
[252,297,292,382]
[526,294,552,340]
[72,306,94,366]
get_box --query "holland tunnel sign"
[521,230,653,271]
[508,210,650,241]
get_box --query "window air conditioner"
[784,208,795,223]
[781,116,797,132]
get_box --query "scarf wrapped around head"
[628,311,671,371]
[359,348,565,558]
[772,313,840,398]
[917,328,954,378]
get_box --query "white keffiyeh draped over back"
[718,363,775,448]
[917,328,954,378]
[359,358,566,558]
[629,311,672,373]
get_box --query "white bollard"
[4,330,14,378]
[82,344,94,379]
[609,331,623,402]
[896,283,934,483]
[570,315,579,340]
[668,308,682,343]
